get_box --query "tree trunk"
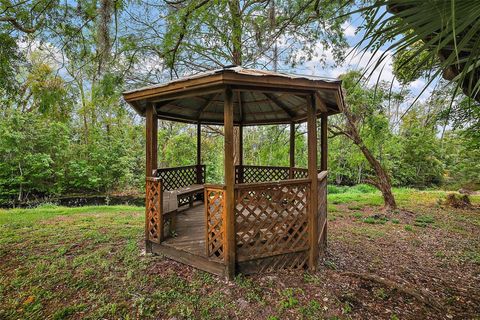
[228,0,242,66]
[229,0,242,165]
[340,100,397,211]
[358,143,397,210]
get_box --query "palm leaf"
[349,0,480,102]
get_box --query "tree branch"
[0,16,36,33]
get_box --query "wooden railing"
[154,165,205,191]
[204,185,226,261]
[234,178,312,272]
[145,177,163,245]
[202,171,328,272]
[235,165,310,183]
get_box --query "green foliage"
[396,109,443,187]
[0,33,22,97]
[0,0,477,206]
[279,288,299,310]
[442,131,480,189]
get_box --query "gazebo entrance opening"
[123,67,345,280]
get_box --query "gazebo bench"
[175,184,204,208]
[162,184,204,235]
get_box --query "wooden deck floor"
[162,201,206,257]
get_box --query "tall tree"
[330,71,401,210]
[158,0,349,74]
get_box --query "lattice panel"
[237,165,290,183]
[145,178,162,243]
[155,165,205,191]
[237,251,308,274]
[234,181,310,261]
[292,168,309,179]
[205,187,225,261]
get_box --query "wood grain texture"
[234,180,310,263]
[307,94,319,270]
[145,177,163,244]
[224,87,236,280]
[205,187,226,260]
[290,122,295,178]
[321,114,328,171]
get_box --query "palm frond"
[351,0,480,102]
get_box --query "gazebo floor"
[150,202,227,277]
[163,202,205,255]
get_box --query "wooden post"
[239,125,243,166]
[307,94,319,270]
[197,122,201,165]
[145,103,158,178]
[145,103,158,253]
[238,125,244,183]
[196,122,203,184]
[224,87,236,280]
[320,113,328,249]
[289,122,295,179]
[321,114,327,171]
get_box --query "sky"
[16,4,435,105]
[291,12,433,103]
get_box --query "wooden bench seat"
[162,184,204,237]
[162,184,204,214]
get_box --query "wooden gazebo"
[123,66,344,279]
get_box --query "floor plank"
[163,203,206,257]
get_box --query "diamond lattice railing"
[234,180,310,262]
[145,178,162,243]
[205,187,225,260]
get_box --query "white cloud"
[17,38,67,68]
[298,43,399,88]
[342,22,357,37]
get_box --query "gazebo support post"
[320,114,328,249]
[320,114,327,171]
[289,122,295,179]
[145,103,158,253]
[196,122,202,184]
[239,125,243,166]
[307,94,319,270]
[224,87,236,280]
[146,103,158,177]
[238,124,244,183]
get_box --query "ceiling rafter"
[237,91,244,124]
[263,93,296,119]
[195,93,220,120]
[315,92,329,113]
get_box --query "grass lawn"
[0,189,479,319]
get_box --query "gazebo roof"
[123,66,344,126]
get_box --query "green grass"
[0,189,478,319]
[362,215,388,225]
[414,215,435,227]
[327,186,480,209]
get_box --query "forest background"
[1,0,478,206]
